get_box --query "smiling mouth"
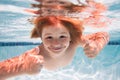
[49,47,63,52]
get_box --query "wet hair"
[31,16,84,44]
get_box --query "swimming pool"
[0,0,120,80]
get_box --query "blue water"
[0,0,120,80]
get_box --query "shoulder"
[24,46,40,55]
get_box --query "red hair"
[31,16,84,44]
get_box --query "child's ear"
[31,27,39,38]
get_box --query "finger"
[36,57,44,64]
[29,54,44,64]
[85,50,98,58]
[84,45,95,52]
[84,44,90,51]
[85,52,96,58]
[83,40,90,48]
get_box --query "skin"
[39,23,76,70]
[0,23,109,79]
[0,0,110,79]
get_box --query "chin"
[49,50,66,58]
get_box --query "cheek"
[41,38,49,47]
[61,38,71,45]
[42,39,50,45]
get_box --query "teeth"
[51,47,62,51]
[53,48,61,50]
[48,46,64,52]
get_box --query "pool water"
[0,0,120,80]
[0,45,119,80]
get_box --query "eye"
[46,36,53,39]
[46,1,53,3]
[60,35,67,38]
[59,1,65,4]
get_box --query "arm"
[81,32,109,58]
[0,56,25,79]
[0,47,44,79]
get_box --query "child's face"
[41,23,71,57]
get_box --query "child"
[0,16,109,79]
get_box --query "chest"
[44,47,76,70]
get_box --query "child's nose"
[52,39,61,46]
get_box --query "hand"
[83,40,99,58]
[23,53,44,74]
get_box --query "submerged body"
[0,21,109,79]
[0,0,110,79]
